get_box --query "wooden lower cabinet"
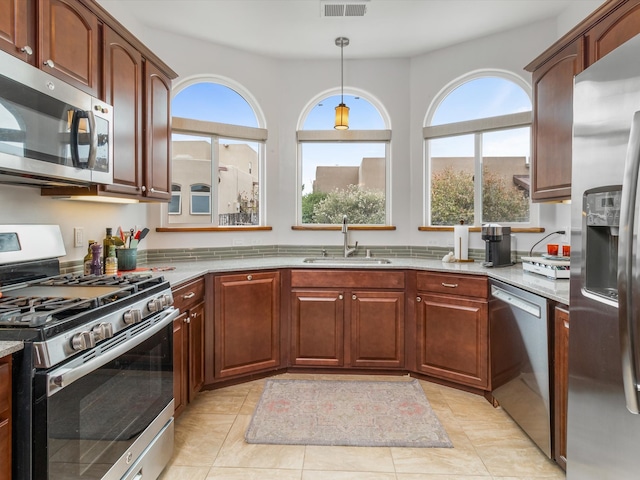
[290,270,405,369]
[553,305,569,471]
[0,355,11,480]
[291,290,344,367]
[172,277,205,416]
[214,271,281,379]
[415,272,489,389]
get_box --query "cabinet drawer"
[0,360,9,415]
[172,277,205,311]
[417,272,488,298]
[291,270,405,289]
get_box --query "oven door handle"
[46,307,179,397]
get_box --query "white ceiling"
[96,0,588,60]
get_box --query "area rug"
[245,379,453,448]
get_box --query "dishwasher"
[489,279,551,458]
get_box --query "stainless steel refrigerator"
[569,32,640,479]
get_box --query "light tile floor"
[159,373,565,480]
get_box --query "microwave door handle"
[618,110,640,414]
[86,110,97,170]
[69,109,81,168]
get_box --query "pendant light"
[334,36,349,130]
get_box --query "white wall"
[0,2,602,261]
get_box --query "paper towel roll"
[454,225,469,260]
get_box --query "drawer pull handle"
[182,292,195,299]
[441,282,458,288]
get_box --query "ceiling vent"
[320,1,369,17]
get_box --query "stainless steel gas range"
[0,225,177,480]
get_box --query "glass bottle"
[102,227,115,273]
[83,240,96,275]
[105,245,118,275]
[90,243,103,276]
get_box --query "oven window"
[40,325,172,479]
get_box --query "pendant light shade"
[334,37,349,130]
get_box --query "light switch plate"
[74,227,84,247]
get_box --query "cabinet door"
[215,272,280,378]
[291,290,344,367]
[586,0,640,65]
[0,0,32,61]
[530,37,584,202]
[188,301,205,400]
[143,60,172,201]
[173,311,188,417]
[351,291,404,368]
[39,0,99,96]
[553,306,569,471]
[102,27,144,197]
[416,293,488,388]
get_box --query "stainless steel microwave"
[0,49,113,187]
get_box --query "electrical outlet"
[74,227,84,248]
[562,226,570,244]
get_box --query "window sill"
[157,226,272,232]
[292,225,396,231]
[418,226,545,233]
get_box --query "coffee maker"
[481,223,513,267]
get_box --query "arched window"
[168,78,266,226]
[297,92,391,225]
[424,72,534,226]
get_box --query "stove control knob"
[71,331,96,351]
[92,322,114,341]
[160,293,173,307]
[147,298,163,313]
[123,309,143,325]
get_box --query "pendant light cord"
[340,40,344,104]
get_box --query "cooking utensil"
[137,228,150,242]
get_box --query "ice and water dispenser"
[583,188,621,301]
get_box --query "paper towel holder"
[454,220,475,263]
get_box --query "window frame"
[168,183,182,215]
[423,70,537,227]
[162,75,268,228]
[189,183,212,215]
[296,88,393,226]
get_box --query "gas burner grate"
[0,296,98,327]
[36,273,154,287]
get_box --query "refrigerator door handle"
[618,110,640,414]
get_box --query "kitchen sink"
[302,257,392,265]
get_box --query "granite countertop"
[0,340,24,359]
[150,256,570,305]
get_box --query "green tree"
[301,191,328,223]
[430,166,529,225]
[430,167,474,225]
[309,185,385,224]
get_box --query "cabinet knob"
[416,296,422,302]
[352,294,357,300]
[191,312,197,318]
[185,317,190,324]
[141,185,147,192]
[150,188,156,193]
[20,45,33,55]
[43,59,55,68]
[247,275,253,281]
[338,294,343,300]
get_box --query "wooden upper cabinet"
[585,0,640,65]
[102,26,144,196]
[144,60,172,201]
[528,37,584,202]
[39,0,100,96]
[0,0,32,61]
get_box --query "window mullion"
[474,133,483,226]
[212,136,219,226]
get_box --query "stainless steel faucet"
[342,215,358,257]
